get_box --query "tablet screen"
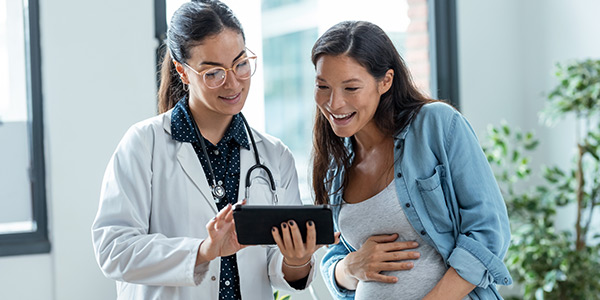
[233,205,334,245]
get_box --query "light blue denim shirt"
[321,102,512,300]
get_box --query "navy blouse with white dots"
[171,97,249,300]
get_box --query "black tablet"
[233,205,334,245]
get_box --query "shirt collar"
[171,97,250,150]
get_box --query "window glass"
[0,0,35,234]
[262,29,318,200]
[261,0,303,11]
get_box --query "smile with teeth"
[220,93,240,100]
[330,111,355,120]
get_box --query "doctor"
[91,1,319,299]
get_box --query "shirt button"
[405,203,411,208]
[504,277,509,284]
[395,144,401,149]
[213,149,220,155]
[397,172,402,178]
[420,230,426,235]
[225,280,230,286]
[211,276,216,281]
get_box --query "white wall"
[458,0,600,168]
[0,0,156,299]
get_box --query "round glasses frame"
[183,48,258,89]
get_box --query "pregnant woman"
[311,21,512,300]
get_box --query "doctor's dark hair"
[310,21,436,205]
[158,0,245,113]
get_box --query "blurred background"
[1,0,599,299]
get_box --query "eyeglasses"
[183,49,258,89]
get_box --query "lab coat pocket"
[416,164,452,233]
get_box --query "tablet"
[233,205,334,245]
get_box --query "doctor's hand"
[335,233,420,290]
[196,204,245,265]
[272,220,321,282]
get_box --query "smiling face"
[176,29,250,122]
[314,54,393,138]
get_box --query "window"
[0,0,49,256]
[158,0,457,203]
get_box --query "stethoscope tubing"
[185,98,278,204]
[240,114,278,204]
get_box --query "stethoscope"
[186,104,278,205]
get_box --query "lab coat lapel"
[163,107,217,213]
[176,142,218,214]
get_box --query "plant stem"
[575,143,585,251]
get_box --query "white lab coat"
[91,111,315,299]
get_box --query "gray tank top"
[339,182,471,300]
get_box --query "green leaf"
[525,140,540,150]
[512,150,520,163]
[526,132,534,141]
[503,124,511,135]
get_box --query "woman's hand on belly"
[335,233,420,290]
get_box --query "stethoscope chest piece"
[211,184,226,203]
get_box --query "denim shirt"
[320,102,513,300]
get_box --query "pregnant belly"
[354,261,447,300]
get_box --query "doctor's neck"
[189,100,235,146]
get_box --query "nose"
[328,90,345,111]
[222,70,241,90]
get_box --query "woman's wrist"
[335,256,358,290]
[283,257,312,268]
[196,240,215,266]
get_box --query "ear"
[173,60,190,85]
[378,69,394,95]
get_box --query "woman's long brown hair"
[311,21,437,205]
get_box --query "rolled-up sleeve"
[321,241,355,299]
[445,112,513,287]
[448,234,512,287]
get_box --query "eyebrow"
[199,50,246,67]
[316,77,363,84]
[342,78,362,84]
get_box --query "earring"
[180,76,188,92]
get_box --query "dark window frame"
[155,0,167,88]
[0,0,50,257]
[429,0,460,108]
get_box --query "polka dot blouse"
[171,97,249,300]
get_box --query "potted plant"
[273,290,291,300]
[483,59,600,299]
